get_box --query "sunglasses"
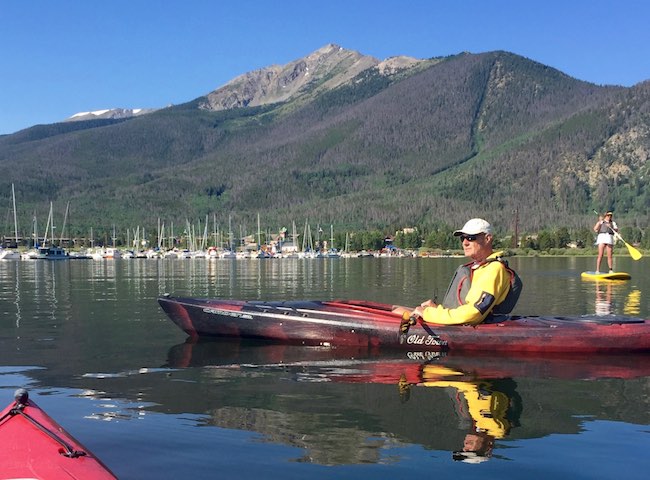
[459,234,483,242]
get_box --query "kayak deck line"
[1,389,87,459]
[203,303,377,329]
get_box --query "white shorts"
[596,233,614,245]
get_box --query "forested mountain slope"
[1,47,648,240]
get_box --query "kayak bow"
[0,389,117,479]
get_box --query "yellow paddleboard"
[581,271,631,281]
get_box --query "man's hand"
[412,299,437,318]
[391,305,411,316]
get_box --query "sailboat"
[254,213,273,259]
[299,220,317,258]
[102,225,122,259]
[219,215,236,258]
[282,221,300,258]
[0,184,21,260]
[36,202,69,260]
[20,213,40,260]
[340,232,353,257]
[324,224,341,258]
[191,215,209,258]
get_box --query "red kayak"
[159,296,650,354]
[0,389,117,479]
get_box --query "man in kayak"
[394,218,522,325]
[593,211,618,273]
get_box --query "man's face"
[460,233,492,261]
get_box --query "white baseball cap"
[453,218,493,236]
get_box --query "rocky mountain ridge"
[199,44,424,111]
[63,44,424,123]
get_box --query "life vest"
[441,256,522,315]
[597,220,616,234]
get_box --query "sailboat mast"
[202,215,208,251]
[228,215,233,251]
[302,221,307,251]
[43,202,53,246]
[11,184,18,245]
[212,213,217,248]
[32,213,38,248]
[59,201,70,244]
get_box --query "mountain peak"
[199,44,382,111]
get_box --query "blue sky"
[2,0,649,135]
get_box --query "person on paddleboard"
[394,218,522,325]
[593,211,618,273]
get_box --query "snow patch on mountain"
[65,108,155,122]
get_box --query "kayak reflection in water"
[401,365,521,463]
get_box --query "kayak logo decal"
[203,307,253,319]
[404,334,447,347]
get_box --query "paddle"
[613,231,643,260]
[593,210,642,260]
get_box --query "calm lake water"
[0,256,649,479]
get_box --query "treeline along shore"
[1,219,645,258]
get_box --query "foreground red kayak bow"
[0,389,117,479]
